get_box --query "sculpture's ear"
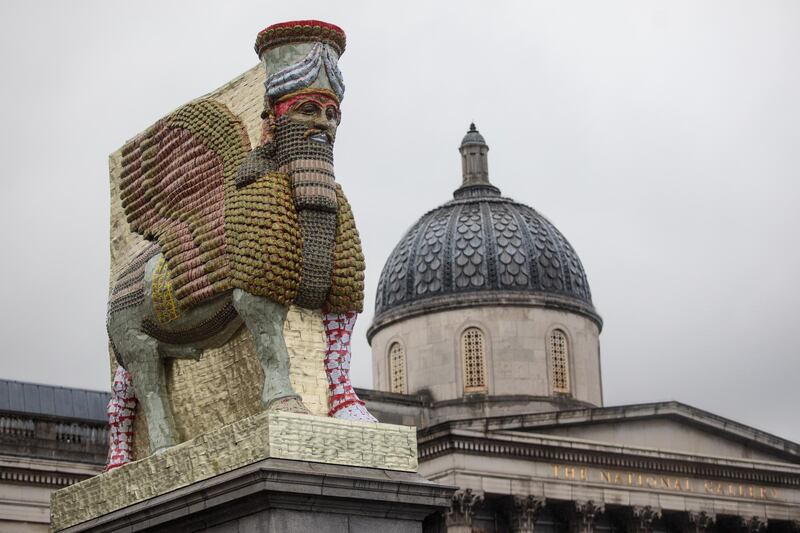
[235,143,276,187]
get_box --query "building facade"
[363,125,800,533]
[4,124,800,533]
[0,380,107,532]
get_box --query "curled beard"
[273,116,338,212]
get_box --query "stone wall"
[0,412,105,531]
[370,305,602,405]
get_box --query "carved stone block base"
[51,412,420,531]
[52,458,452,532]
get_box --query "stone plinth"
[51,412,431,532]
[52,458,452,533]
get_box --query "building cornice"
[418,427,800,487]
[0,454,102,488]
[368,292,602,343]
[429,401,800,461]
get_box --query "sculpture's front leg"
[323,312,377,422]
[232,289,310,414]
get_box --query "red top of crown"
[255,20,346,57]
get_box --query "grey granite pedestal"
[57,458,454,533]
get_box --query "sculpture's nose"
[312,114,330,131]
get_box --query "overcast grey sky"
[0,1,798,442]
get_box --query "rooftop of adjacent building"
[0,379,109,468]
[0,379,108,423]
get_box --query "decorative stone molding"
[686,511,716,533]
[446,488,484,528]
[0,466,88,488]
[417,432,800,487]
[571,500,604,533]
[508,495,546,533]
[742,516,767,532]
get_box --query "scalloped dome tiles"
[371,125,599,334]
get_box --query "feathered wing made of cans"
[118,99,364,315]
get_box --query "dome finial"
[456,123,499,198]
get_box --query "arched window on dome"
[461,327,488,393]
[388,342,407,394]
[548,329,571,394]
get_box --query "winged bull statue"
[104,20,376,469]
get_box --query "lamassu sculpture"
[105,21,375,468]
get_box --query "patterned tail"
[105,366,137,471]
[323,312,377,422]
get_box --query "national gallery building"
[359,126,800,532]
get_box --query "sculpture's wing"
[119,99,251,308]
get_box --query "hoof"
[331,402,377,423]
[266,395,311,415]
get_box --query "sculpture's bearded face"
[275,92,340,144]
[273,92,341,210]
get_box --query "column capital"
[627,505,662,533]
[446,488,484,528]
[509,495,546,533]
[742,516,767,533]
[686,510,716,533]
[571,500,605,533]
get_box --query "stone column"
[570,500,605,533]
[508,495,545,533]
[684,511,716,533]
[625,505,662,533]
[446,488,484,533]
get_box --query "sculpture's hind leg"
[109,318,178,453]
[323,312,377,422]
[232,289,310,414]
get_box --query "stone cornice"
[418,428,800,487]
[357,389,598,413]
[0,465,91,488]
[431,401,800,462]
[0,454,100,488]
[368,292,602,343]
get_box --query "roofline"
[0,378,110,424]
[0,378,109,396]
[419,400,800,461]
[416,427,800,489]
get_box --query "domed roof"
[461,122,486,147]
[369,125,600,340]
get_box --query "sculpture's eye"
[326,106,339,122]
[299,102,319,115]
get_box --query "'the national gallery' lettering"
[551,464,779,501]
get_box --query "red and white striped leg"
[323,312,377,422]
[105,365,137,471]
